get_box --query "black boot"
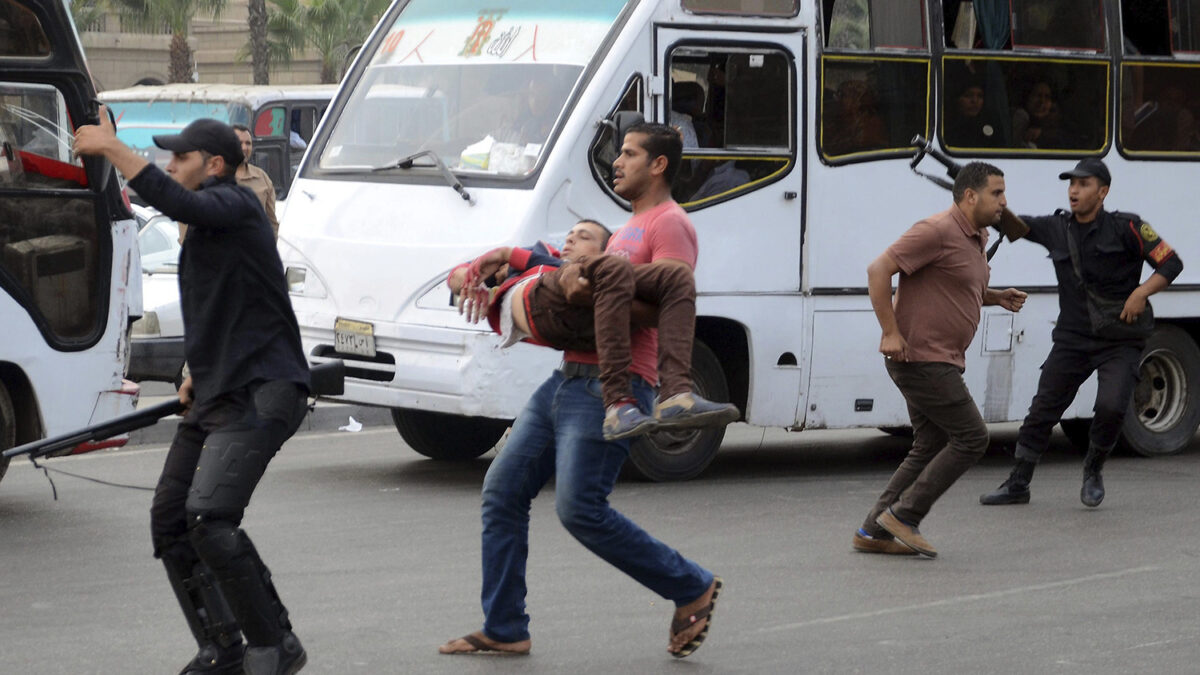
[980,459,1035,505]
[159,544,245,675]
[243,631,307,675]
[1081,446,1109,508]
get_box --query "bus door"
[655,27,808,425]
[252,101,327,200]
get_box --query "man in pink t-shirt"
[854,162,1027,559]
[440,124,722,660]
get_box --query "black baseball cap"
[1058,158,1110,186]
[153,118,244,168]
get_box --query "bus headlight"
[285,265,327,298]
[131,310,160,337]
[286,266,307,293]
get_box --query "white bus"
[99,83,338,202]
[281,0,1200,480]
[0,0,141,485]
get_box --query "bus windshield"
[106,100,251,169]
[316,0,630,178]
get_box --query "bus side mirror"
[608,111,644,154]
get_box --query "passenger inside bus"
[669,81,707,148]
[944,76,1004,148]
[1011,80,1068,149]
[823,78,888,156]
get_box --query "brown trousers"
[525,255,696,408]
[861,360,989,534]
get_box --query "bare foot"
[438,631,531,656]
[668,577,721,655]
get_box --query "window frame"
[938,53,1112,158]
[664,40,798,210]
[1116,60,1200,160]
[817,53,932,164]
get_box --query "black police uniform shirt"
[128,165,311,404]
[1020,208,1184,338]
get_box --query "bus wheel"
[0,381,14,486]
[628,341,732,482]
[1120,325,1200,457]
[390,408,509,461]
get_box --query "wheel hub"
[1134,349,1188,433]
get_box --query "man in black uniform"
[981,159,1184,508]
[75,111,311,675]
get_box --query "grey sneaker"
[603,402,660,441]
[654,393,740,430]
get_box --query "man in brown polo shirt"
[853,162,1027,558]
[233,124,280,238]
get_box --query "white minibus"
[281,0,1200,480]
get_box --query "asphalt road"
[2,424,1198,674]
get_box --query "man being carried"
[447,218,738,441]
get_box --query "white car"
[128,205,186,386]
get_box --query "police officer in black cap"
[981,158,1184,508]
[75,111,310,674]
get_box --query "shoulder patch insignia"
[1149,241,1174,263]
[1140,222,1159,242]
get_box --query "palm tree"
[248,0,269,84]
[266,0,389,84]
[111,0,228,83]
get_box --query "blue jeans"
[479,370,714,643]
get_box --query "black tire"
[0,381,14,487]
[628,341,732,482]
[390,408,509,460]
[1120,325,1200,457]
[1059,418,1091,452]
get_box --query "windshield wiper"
[372,149,474,206]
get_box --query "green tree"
[69,0,110,32]
[111,0,228,83]
[266,0,389,84]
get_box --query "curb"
[126,401,393,446]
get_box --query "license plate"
[333,317,376,358]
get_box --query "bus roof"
[99,83,339,107]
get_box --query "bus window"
[1171,0,1200,52]
[589,75,643,201]
[1122,0,1200,55]
[942,57,1108,154]
[820,57,930,160]
[682,0,799,17]
[255,106,286,137]
[668,48,793,206]
[823,0,926,49]
[0,0,50,57]
[1012,0,1105,51]
[0,82,101,339]
[1120,63,1200,153]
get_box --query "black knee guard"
[159,538,243,651]
[189,518,292,647]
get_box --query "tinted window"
[0,0,50,57]
[824,0,926,49]
[1012,0,1105,51]
[942,57,1108,153]
[683,0,798,16]
[1121,63,1200,153]
[821,57,930,159]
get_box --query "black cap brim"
[1058,169,1091,180]
[152,133,199,153]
